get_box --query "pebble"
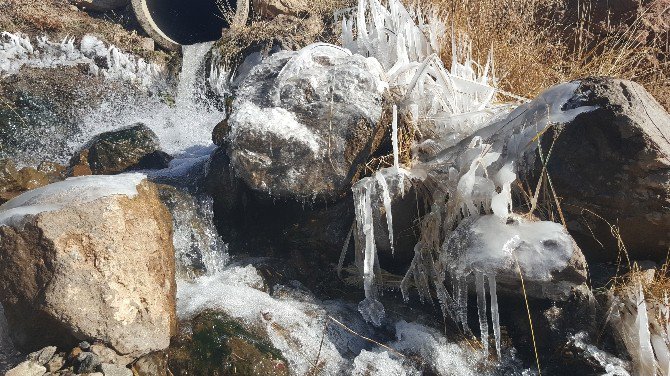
[75,352,101,374]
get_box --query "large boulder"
[0,174,176,357]
[220,44,386,202]
[520,78,670,261]
[437,77,670,262]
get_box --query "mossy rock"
[168,311,288,376]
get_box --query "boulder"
[5,361,46,376]
[510,78,670,261]
[69,124,167,175]
[221,44,385,201]
[0,174,176,357]
[440,77,670,262]
[442,214,588,301]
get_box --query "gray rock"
[75,352,101,374]
[100,363,134,376]
[223,45,385,201]
[442,215,588,301]
[5,361,46,376]
[79,341,91,351]
[45,354,65,372]
[27,346,57,365]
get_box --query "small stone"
[75,352,101,374]
[27,346,57,365]
[5,360,47,376]
[100,363,133,376]
[79,341,91,351]
[68,347,83,363]
[46,354,65,372]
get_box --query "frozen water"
[0,32,161,87]
[0,173,145,227]
[352,350,411,376]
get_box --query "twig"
[326,315,407,358]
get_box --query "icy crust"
[441,215,575,280]
[229,43,386,159]
[229,102,322,154]
[0,32,162,87]
[0,173,146,227]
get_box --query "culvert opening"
[133,0,236,48]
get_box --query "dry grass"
[427,0,670,109]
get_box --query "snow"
[228,101,322,154]
[0,32,161,87]
[0,173,146,227]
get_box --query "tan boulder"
[0,174,176,358]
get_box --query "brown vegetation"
[427,0,669,109]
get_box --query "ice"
[375,172,395,254]
[441,215,575,281]
[228,101,322,154]
[391,104,400,169]
[392,321,485,376]
[569,332,631,376]
[489,274,502,358]
[0,173,146,227]
[0,32,161,87]
[609,280,670,375]
[476,272,489,356]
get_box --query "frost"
[0,173,146,227]
[0,32,162,87]
[229,101,322,154]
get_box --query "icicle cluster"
[0,32,162,88]
[610,282,670,375]
[341,0,499,148]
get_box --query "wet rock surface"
[529,77,670,261]
[169,310,289,376]
[69,123,167,175]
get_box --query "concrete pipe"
[131,0,248,50]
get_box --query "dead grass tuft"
[427,0,670,109]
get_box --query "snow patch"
[0,173,146,227]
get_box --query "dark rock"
[525,77,670,261]
[127,150,173,171]
[68,123,163,175]
[75,352,100,374]
[168,311,288,376]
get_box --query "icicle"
[392,104,400,169]
[458,276,471,333]
[637,284,656,375]
[375,172,395,254]
[476,272,489,356]
[488,274,502,358]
